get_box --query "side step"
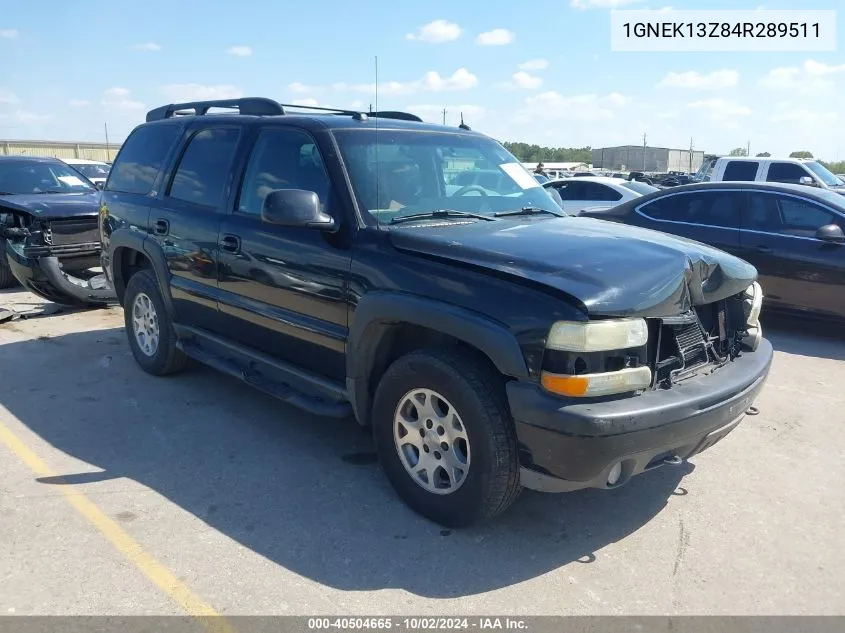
[173,324,352,419]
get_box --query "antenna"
[104,122,111,161]
[374,55,380,225]
[374,56,379,113]
[458,112,470,131]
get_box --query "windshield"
[70,163,111,179]
[332,129,563,224]
[804,161,842,187]
[0,159,97,194]
[621,180,660,195]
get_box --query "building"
[591,146,704,174]
[1,139,120,162]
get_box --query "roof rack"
[145,97,423,123]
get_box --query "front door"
[738,190,845,317]
[217,127,351,381]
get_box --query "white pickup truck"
[696,156,845,196]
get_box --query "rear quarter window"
[106,124,182,195]
[722,161,759,181]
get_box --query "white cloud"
[758,60,840,92]
[12,110,51,123]
[570,0,641,8]
[687,98,752,120]
[291,98,319,107]
[226,46,252,57]
[288,82,314,94]
[334,68,478,96]
[159,83,243,101]
[476,29,514,46]
[350,100,364,109]
[103,87,131,98]
[0,29,18,39]
[658,69,739,90]
[0,90,19,104]
[499,71,543,90]
[518,59,549,71]
[130,42,161,52]
[405,19,461,43]
[515,92,629,123]
[69,99,91,107]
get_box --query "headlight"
[744,281,763,327]
[541,366,652,397]
[546,318,648,352]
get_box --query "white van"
[696,156,845,195]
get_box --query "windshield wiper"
[389,210,495,224]
[494,206,565,218]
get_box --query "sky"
[1,0,843,160]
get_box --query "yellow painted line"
[0,420,235,633]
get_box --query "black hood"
[388,216,757,318]
[0,192,101,220]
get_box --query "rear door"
[149,124,244,333]
[738,189,845,316]
[633,190,742,255]
[721,160,760,182]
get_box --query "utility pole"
[689,137,694,174]
[442,108,447,125]
[642,132,647,171]
[104,122,111,161]
[746,140,751,157]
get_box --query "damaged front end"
[1,207,115,307]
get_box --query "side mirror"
[799,176,817,186]
[816,224,845,243]
[95,182,105,190]
[261,189,337,232]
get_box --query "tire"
[123,269,189,376]
[0,245,18,289]
[372,347,521,527]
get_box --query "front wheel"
[123,269,189,376]
[372,347,521,527]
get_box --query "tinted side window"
[168,127,241,208]
[745,192,843,234]
[237,128,331,216]
[722,161,758,181]
[639,192,739,228]
[580,183,623,201]
[766,162,810,184]
[555,181,583,200]
[106,124,181,195]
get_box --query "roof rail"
[146,98,284,122]
[145,97,424,124]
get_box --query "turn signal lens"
[541,366,652,398]
[547,318,648,352]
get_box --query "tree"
[756,152,771,157]
[728,147,748,157]
[789,150,813,159]
[501,142,592,164]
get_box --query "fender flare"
[109,230,174,318]
[345,291,529,425]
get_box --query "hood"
[388,216,757,318]
[0,192,101,220]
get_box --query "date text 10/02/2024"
[307,618,529,630]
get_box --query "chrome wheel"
[393,388,471,495]
[131,292,159,357]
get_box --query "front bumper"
[5,239,116,306]
[510,338,774,492]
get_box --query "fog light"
[607,462,623,486]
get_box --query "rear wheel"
[123,270,188,376]
[372,347,521,527]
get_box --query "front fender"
[345,291,529,424]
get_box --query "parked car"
[581,182,845,320]
[543,176,659,214]
[99,97,772,527]
[0,156,115,304]
[657,174,694,187]
[699,156,845,195]
[61,158,111,188]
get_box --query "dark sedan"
[581,182,845,320]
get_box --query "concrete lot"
[1,286,844,617]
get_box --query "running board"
[173,324,352,419]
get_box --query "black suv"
[99,98,773,527]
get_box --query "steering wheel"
[451,184,489,197]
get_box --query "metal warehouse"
[592,145,705,174]
[1,139,120,162]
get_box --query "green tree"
[728,147,748,157]
[501,142,592,164]
[755,152,771,157]
[789,150,814,159]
